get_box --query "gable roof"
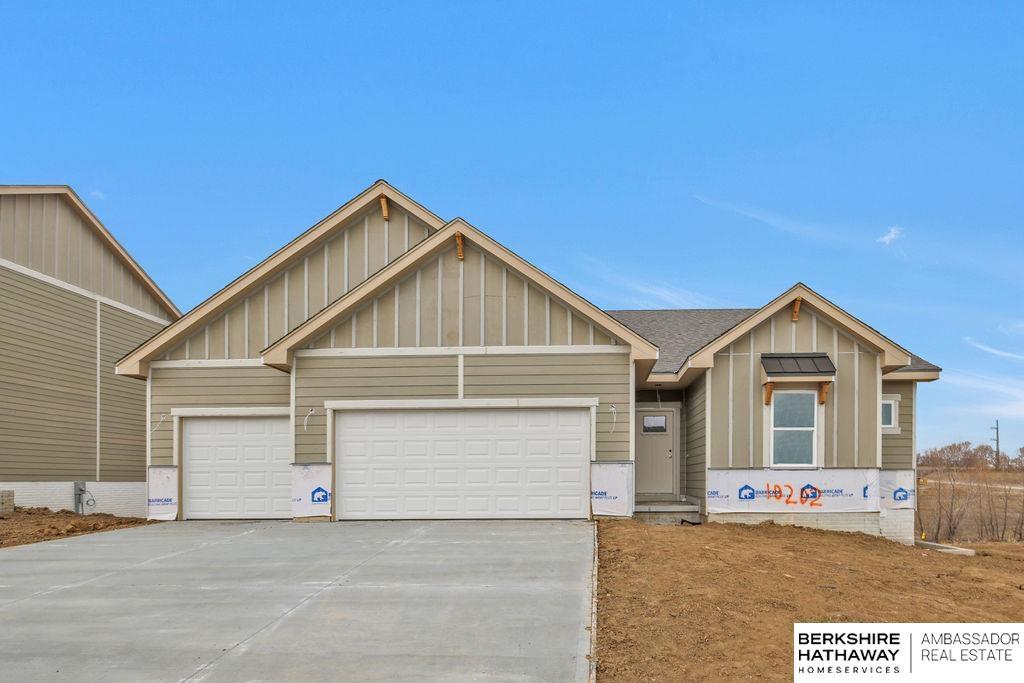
[607,309,757,374]
[0,185,180,319]
[261,218,660,369]
[115,180,446,377]
[612,283,937,385]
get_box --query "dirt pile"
[0,506,155,548]
[596,518,1024,682]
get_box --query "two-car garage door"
[334,408,591,519]
[181,408,591,520]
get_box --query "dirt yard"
[596,518,1024,682]
[0,507,154,548]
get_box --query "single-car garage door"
[183,416,292,519]
[334,408,591,519]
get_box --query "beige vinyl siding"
[293,355,459,463]
[314,242,622,350]
[684,373,707,510]
[0,265,97,480]
[0,265,163,481]
[881,380,915,469]
[707,303,880,469]
[0,193,168,317]
[99,305,164,481]
[463,353,630,461]
[164,202,435,360]
[149,366,290,466]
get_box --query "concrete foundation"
[706,509,916,545]
[0,481,146,517]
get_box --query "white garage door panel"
[183,416,292,519]
[335,408,590,519]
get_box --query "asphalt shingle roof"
[605,308,940,375]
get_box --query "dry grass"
[596,518,1024,682]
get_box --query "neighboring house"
[115,181,938,544]
[0,186,179,515]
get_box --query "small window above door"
[642,415,668,433]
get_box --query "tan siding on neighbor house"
[462,353,630,460]
[149,366,290,466]
[707,304,881,469]
[0,265,163,481]
[99,305,164,481]
[684,373,707,510]
[164,202,435,360]
[314,242,622,350]
[293,355,459,463]
[0,193,168,317]
[0,265,97,480]
[882,380,915,469]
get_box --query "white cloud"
[693,194,850,244]
[574,255,717,309]
[997,320,1024,337]
[876,225,902,246]
[963,337,1024,361]
[89,190,107,200]
[942,371,1024,418]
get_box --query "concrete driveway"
[0,520,594,682]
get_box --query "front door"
[635,410,675,495]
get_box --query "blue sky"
[2,2,1022,453]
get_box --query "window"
[771,391,816,467]
[881,395,901,434]
[642,415,667,433]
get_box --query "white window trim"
[769,389,819,469]
[881,394,901,434]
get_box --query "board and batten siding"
[707,305,881,469]
[165,202,435,361]
[149,366,290,466]
[881,380,915,470]
[294,355,459,463]
[0,192,168,317]
[310,241,620,350]
[0,264,164,481]
[684,373,707,510]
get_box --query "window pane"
[881,402,894,427]
[774,393,815,428]
[642,415,667,433]
[773,430,814,465]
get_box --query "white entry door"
[183,416,292,519]
[334,408,591,519]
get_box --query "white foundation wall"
[878,508,915,545]
[707,511,913,545]
[0,482,146,517]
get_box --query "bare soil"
[596,518,1024,682]
[0,506,155,548]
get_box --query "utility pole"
[991,419,1001,470]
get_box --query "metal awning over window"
[761,353,836,376]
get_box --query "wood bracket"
[818,381,830,405]
[379,194,390,221]
[763,382,774,406]
[454,231,465,261]
[791,297,803,322]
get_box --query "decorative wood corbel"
[379,194,390,221]
[791,297,803,322]
[764,382,774,406]
[454,231,465,261]
[818,381,830,405]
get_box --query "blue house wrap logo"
[738,484,755,500]
[863,485,870,498]
[800,484,820,500]
[311,486,330,504]
[893,487,909,502]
